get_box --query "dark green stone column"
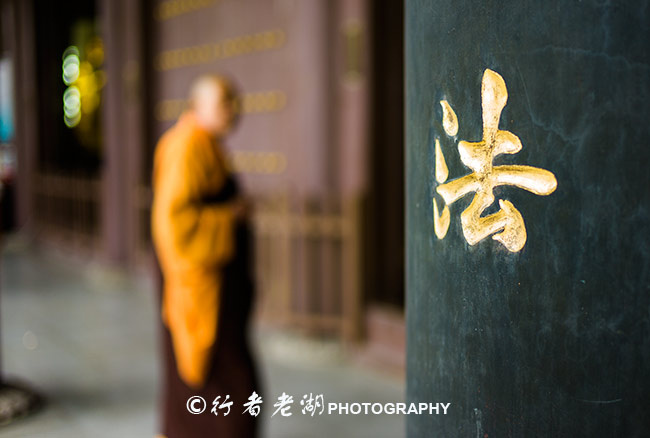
[406,0,650,436]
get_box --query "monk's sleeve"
[155,139,236,269]
[152,137,236,388]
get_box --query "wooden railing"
[250,193,364,340]
[30,173,364,341]
[32,171,101,249]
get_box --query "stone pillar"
[406,0,650,435]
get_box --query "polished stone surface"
[406,0,650,436]
[0,240,403,437]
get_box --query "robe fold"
[152,111,236,388]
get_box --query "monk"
[151,75,260,437]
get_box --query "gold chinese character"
[433,69,557,252]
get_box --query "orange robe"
[151,112,236,388]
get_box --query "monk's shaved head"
[189,74,236,105]
[188,74,238,136]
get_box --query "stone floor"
[0,238,404,437]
